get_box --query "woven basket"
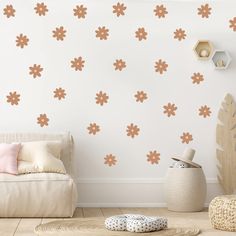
[209,195,236,232]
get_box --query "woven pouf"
[209,195,236,232]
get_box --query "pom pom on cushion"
[17,141,66,174]
[0,143,21,175]
[105,214,167,232]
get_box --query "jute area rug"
[35,218,200,236]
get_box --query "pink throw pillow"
[0,143,21,175]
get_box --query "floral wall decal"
[53,88,66,100]
[134,91,148,103]
[154,59,168,74]
[95,91,109,106]
[3,5,15,18]
[229,17,236,31]
[154,5,168,18]
[199,105,211,118]
[197,4,211,18]
[34,3,48,16]
[71,57,85,71]
[37,114,49,127]
[6,92,20,106]
[191,72,204,84]
[180,132,193,144]
[87,123,100,135]
[174,28,186,41]
[135,27,147,41]
[52,26,66,41]
[73,5,87,19]
[16,34,29,48]
[113,2,126,17]
[147,151,160,165]
[113,59,126,71]
[29,64,43,78]
[126,123,140,138]
[95,26,109,40]
[163,103,177,117]
[104,154,117,167]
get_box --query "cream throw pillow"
[17,141,66,174]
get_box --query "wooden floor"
[0,208,235,236]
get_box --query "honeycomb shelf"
[194,40,213,61]
[211,50,231,70]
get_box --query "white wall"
[0,0,235,206]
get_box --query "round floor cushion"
[105,214,167,232]
[209,195,236,232]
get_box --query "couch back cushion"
[0,132,73,175]
[0,143,21,175]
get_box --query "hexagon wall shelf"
[211,50,231,70]
[194,40,213,60]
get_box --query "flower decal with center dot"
[34,3,48,16]
[71,57,85,71]
[191,72,204,84]
[174,28,186,41]
[198,4,211,18]
[87,123,100,135]
[52,26,66,41]
[6,92,20,106]
[199,105,211,118]
[229,17,236,32]
[154,5,168,18]
[163,103,177,117]
[113,2,126,17]
[135,27,147,41]
[180,132,193,144]
[126,123,140,138]
[73,5,87,19]
[29,64,43,78]
[147,151,160,164]
[53,88,66,100]
[3,5,15,18]
[37,114,49,127]
[95,91,109,106]
[113,59,126,71]
[16,34,29,48]
[154,59,168,74]
[95,26,109,40]
[134,91,148,103]
[104,154,117,167]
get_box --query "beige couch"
[0,132,77,217]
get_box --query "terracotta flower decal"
[53,87,66,100]
[134,91,148,103]
[163,103,177,117]
[154,5,168,18]
[73,5,87,19]
[198,4,211,18]
[95,26,109,40]
[147,151,160,165]
[3,5,15,18]
[29,64,43,78]
[135,27,147,41]
[87,123,100,135]
[71,57,85,71]
[154,59,168,74]
[52,26,66,41]
[95,91,109,106]
[180,132,193,144]
[37,114,49,127]
[104,154,117,167]
[34,3,48,16]
[113,2,126,17]
[199,105,211,118]
[191,72,204,84]
[126,123,140,138]
[113,59,126,71]
[6,91,20,106]
[16,34,29,48]
[229,17,236,32]
[174,28,186,41]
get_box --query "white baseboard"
[76,178,222,207]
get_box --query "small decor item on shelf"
[215,59,225,68]
[165,148,206,212]
[199,49,209,58]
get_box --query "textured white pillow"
[17,141,66,174]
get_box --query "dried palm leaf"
[216,93,236,194]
